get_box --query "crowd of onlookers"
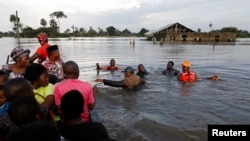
[0,32,116,141]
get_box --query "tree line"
[0,11,249,38]
[0,11,148,38]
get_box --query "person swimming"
[95,66,144,90]
[96,59,122,71]
[162,61,180,76]
[136,64,148,78]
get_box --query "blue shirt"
[0,102,10,115]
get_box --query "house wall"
[145,23,237,44]
[161,32,236,43]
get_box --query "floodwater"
[1,37,250,141]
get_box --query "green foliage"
[40,18,47,27]
[3,11,249,38]
[106,26,116,36]
[121,28,132,36]
[220,27,238,32]
[219,27,250,37]
[137,28,149,36]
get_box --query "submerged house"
[145,22,236,44]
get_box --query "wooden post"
[160,38,163,45]
[153,37,156,44]
[130,36,135,45]
[132,36,135,45]
[16,11,20,47]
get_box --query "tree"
[97,27,105,36]
[209,23,212,32]
[50,11,67,33]
[87,26,97,37]
[49,19,58,28]
[197,28,201,33]
[21,26,35,38]
[49,19,58,36]
[106,26,116,36]
[10,14,20,31]
[220,27,238,32]
[64,28,71,34]
[137,28,149,36]
[79,28,86,36]
[121,28,131,36]
[40,18,47,27]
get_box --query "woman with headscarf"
[96,59,122,71]
[2,47,30,79]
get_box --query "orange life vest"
[179,71,196,82]
[103,66,121,71]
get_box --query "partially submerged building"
[145,22,236,44]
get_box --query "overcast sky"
[0,0,249,33]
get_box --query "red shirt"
[36,42,50,63]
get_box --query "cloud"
[0,0,249,33]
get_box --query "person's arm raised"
[29,53,39,63]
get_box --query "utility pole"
[16,10,21,47]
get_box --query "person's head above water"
[110,59,116,67]
[124,66,134,77]
[181,60,191,72]
[137,64,145,72]
[63,60,79,79]
[167,61,174,69]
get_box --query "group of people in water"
[0,32,218,141]
[94,57,217,90]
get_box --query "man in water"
[162,61,180,76]
[95,66,143,90]
[136,64,148,78]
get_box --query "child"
[42,45,64,82]
[0,71,8,114]
[0,85,8,115]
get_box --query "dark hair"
[24,63,47,83]
[5,121,60,141]
[168,61,174,66]
[0,70,6,75]
[46,45,58,55]
[124,66,134,73]
[63,61,79,78]
[8,96,41,126]
[0,84,4,91]
[3,78,34,102]
[60,90,84,120]
[48,74,61,85]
